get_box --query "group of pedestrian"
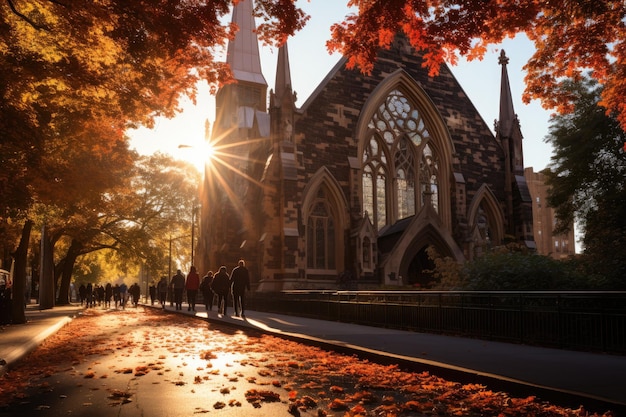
[79,283,102,308]
[209,260,250,317]
[161,259,250,318]
[75,259,251,317]
[77,281,140,310]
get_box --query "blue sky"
[129,2,553,174]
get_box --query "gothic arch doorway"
[405,246,435,288]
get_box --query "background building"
[196,1,535,291]
[524,167,576,259]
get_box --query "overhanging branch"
[6,0,68,30]
[6,0,47,30]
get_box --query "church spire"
[274,42,293,106]
[227,0,267,86]
[498,50,516,138]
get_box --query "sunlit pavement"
[1,306,310,416]
[1,301,625,416]
[151,301,626,414]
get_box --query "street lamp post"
[168,233,191,276]
[191,205,198,267]
[168,237,173,281]
[177,142,204,269]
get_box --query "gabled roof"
[300,56,347,111]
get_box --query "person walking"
[211,266,230,316]
[78,284,86,306]
[229,259,251,318]
[157,276,168,309]
[130,283,141,307]
[200,271,215,312]
[104,283,112,308]
[185,266,200,312]
[113,284,121,308]
[170,269,186,311]
[85,282,93,308]
[149,283,156,305]
[96,284,104,307]
[119,282,128,309]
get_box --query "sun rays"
[201,128,272,214]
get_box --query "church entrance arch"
[392,221,464,288]
[405,246,435,288]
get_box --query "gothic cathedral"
[196,1,534,291]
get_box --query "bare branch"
[6,0,49,30]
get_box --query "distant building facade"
[196,0,535,291]
[524,167,576,259]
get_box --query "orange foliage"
[328,0,626,130]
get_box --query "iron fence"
[247,291,626,354]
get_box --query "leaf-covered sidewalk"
[0,307,614,416]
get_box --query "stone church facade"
[196,1,534,291]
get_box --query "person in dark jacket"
[149,283,156,305]
[78,284,87,306]
[211,266,230,316]
[200,271,215,312]
[157,276,168,309]
[170,269,186,311]
[129,283,141,307]
[229,259,250,318]
[104,283,112,308]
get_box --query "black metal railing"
[247,291,626,354]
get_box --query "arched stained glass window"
[362,165,374,219]
[362,136,387,230]
[362,237,371,269]
[307,199,336,270]
[420,144,439,213]
[396,138,415,219]
[376,171,387,230]
[473,204,493,258]
[363,89,437,229]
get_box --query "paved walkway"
[1,302,625,415]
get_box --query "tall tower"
[201,0,270,276]
[255,42,300,291]
[496,50,534,246]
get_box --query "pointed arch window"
[420,144,439,213]
[473,204,493,258]
[362,237,372,269]
[362,137,387,230]
[363,89,438,229]
[307,191,336,270]
[396,137,416,219]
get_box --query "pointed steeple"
[274,42,293,106]
[227,0,267,86]
[498,50,516,138]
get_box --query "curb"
[0,311,77,377]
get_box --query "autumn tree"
[108,154,201,280]
[544,78,626,289]
[1,0,307,316]
[327,1,626,129]
[37,153,199,305]
[28,130,136,305]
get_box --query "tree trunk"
[39,226,56,309]
[11,220,32,324]
[57,239,82,305]
[54,258,65,302]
